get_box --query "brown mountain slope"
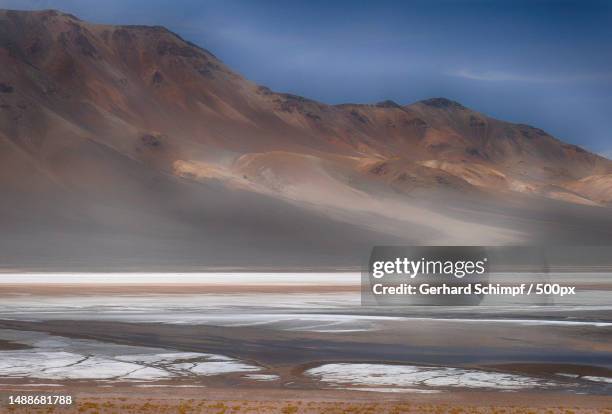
[1,9,612,269]
[563,174,612,205]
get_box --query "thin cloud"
[451,69,612,83]
[599,149,612,160]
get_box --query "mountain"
[1,9,612,270]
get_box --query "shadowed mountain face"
[1,9,612,270]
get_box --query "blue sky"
[2,0,611,155]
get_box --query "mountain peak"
[419,97,466,110]
[375,100,402,109]
[2,8,80,21]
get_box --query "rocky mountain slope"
[1,9,612,269]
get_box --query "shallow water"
[0,290,611,331]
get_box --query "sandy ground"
[1,387,612,413]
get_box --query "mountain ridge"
[2,8,612,269]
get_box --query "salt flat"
[0,279,610,396]
[306,363,560,391]
[0,329,262,381]
[0,272,359,285]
